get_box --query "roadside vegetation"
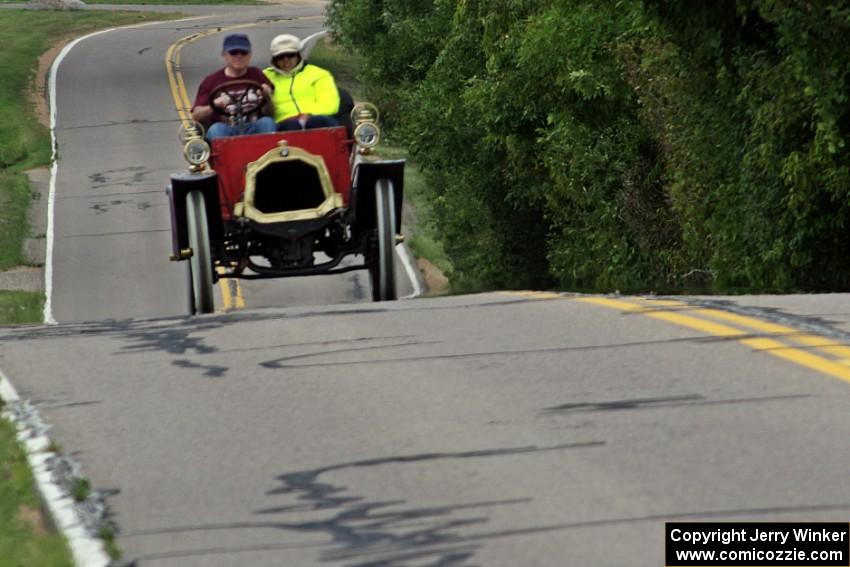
[0,408,73,567]
[0,291,43,325]
[0,9,179,327]
[308,38,365,101]
[329,1,850,294]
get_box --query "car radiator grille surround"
[254,161,325,214]
[241,145,343,224]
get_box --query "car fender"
[166,171,223,260]
[351,159,405,237]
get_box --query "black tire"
[186,263,196,315]
[186,190,215,314]
[369,179,397,301]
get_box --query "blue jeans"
[207,116,277,141]
[276,115,339,131]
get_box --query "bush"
[329,0,850,292]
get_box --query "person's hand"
[261,83,273,97]
[298,113,311,128]
[213,92,232,109]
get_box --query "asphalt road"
[2,3,850,567]
[5,292,850,566]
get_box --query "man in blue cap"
[191,33,277,140]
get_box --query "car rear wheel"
[369,178,397,301]
[186,190,215,314]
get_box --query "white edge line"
[36,16,197,563]
[397,244,424,299]
[44,27,120,326]
[44,16,203,326]
[301,30,328,58]
[0,369,110,567]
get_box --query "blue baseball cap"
[222,33,251,53]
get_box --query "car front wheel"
[368,178,398,301]
[186,190,215,314]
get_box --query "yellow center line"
[740,336,850,382]
[580,297,747,336]
[503,291,564,300]
[215,267,233,311]
[578,297,850,385]
[633,299,850,361]
[165,24,264,312]
[645,310,745,337]
[692,308,850,360]
[165,36,203,125]
[234,280,246,309]
[632,298,692,309]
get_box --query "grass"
[70,478,90,503]
[0,291,43,325]
[0,415,74,567]
[98,525,121,560]
[0,172,32,271]
[0,9,180,274]
[378,145,453,279]
[0,9,182,171]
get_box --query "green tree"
[329,0,850,292]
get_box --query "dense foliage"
[329,0,850,292]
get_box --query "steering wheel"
[209,79,268,119]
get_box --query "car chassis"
[166,101,404,314]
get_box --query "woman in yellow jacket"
[263,34,340,131]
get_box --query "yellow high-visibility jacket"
[263,63,340,122]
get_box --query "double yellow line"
[164,26,254,311]
[507,292,850,385]
[580,297,850,383]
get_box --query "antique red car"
[166,86,404,314]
